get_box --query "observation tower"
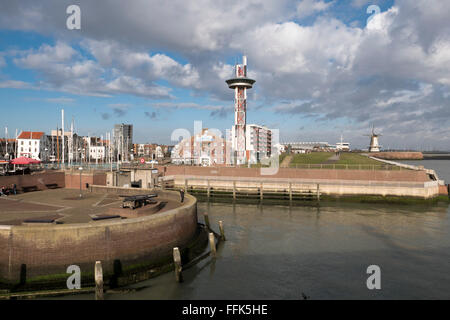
[226,56,255,165]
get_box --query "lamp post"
[78,166,83,198]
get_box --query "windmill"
[365,125,382,152]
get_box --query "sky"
[0,0,449,150]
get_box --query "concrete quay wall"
[165,173,439,199]
[160,166,430,182]
[0,188,197,283]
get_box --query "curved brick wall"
[0,189,197,283]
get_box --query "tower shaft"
[226,55,255,165]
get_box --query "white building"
[155,146,164,159]
[336,135,350,151]
[231,124,272,164]
[89,145,106,160]
[16,131,47,160]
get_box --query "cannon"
[121,194,158,210]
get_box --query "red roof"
[10,157,41,165]
[17,131,44,140]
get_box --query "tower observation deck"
[226,56,255,165]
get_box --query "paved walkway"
[280,155,293,168]
[324,153,340,164]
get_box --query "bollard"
[317,184,320,201]
[209,232,216,258]
[95,261,104,300]
[289,182,293,202]
[173,247,183,283]
[233,181,236,200]
[218,220,226,241]
[204,212,210,229]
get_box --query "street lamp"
[78,166,83,198]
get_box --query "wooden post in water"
[233,181,236,200]
[316,184,320,202]
[173,247,183,283]
[260,182,263,201]
[204,212,210,229]
[218,220,226,241]
[95,261,104,300]
[289,182,293,202]
[207,180,210,199]
[209,232,216,258]
[185,179,188,194]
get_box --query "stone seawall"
[0,188,197,284]
[163,172,439,199]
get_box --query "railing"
[162,175,434,189]
[288,163,403,170]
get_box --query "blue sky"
[0,0,449,150]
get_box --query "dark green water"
[59,160,450,300]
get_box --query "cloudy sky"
[0,0,449,149]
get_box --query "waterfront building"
[16,131,49,160]
[282,142,331,154]
[242,124,272,164]
[89,145,106,161]
[114,123,133,161]
[171,128,230,166]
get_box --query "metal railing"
[288,163,403,170]
[162,175,434,188]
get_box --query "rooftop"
[17,131,44,140]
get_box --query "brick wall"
[0,171,65,192]
[65,172,107,189]
[439,185,449,195]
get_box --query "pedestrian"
[12,184,16,195]
[180,188,185,203]
[0,186,6,197]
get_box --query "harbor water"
[59,160,450,300]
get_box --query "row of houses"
[0,130,171,163]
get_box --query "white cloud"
[0,80,31,89]
[12,42,174,99]
[0,0,449,147]
[296,0,334,19]
[152,102,227,111]
[45,97,75,104]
